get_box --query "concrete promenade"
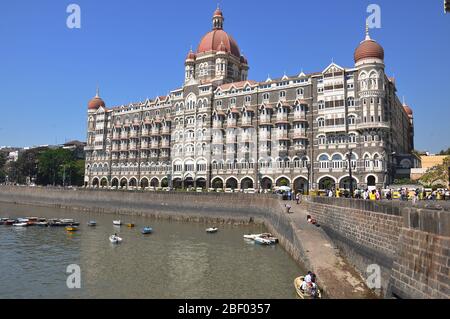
[287,203,373,298]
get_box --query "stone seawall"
[304,197,450,299]
[0,186,312,281]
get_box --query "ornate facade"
[84,9,415,192]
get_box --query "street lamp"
[306,162,311,195]
[346,149,354,197]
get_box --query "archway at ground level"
[226,178,238,190]
[260,177,273,190]
[100,178,108,187]
[150,178,159,188]
[241,178,254,190]
[111,178,119,187]
[196,178,206,189]
[129,178,137,187]
[293,177,308,194]
[276,177,290,187]
[120,178,128,188]
[140,178,149,189]
[318,177,336,191]
[339,177,358,190]
[211,178,223,189]
[185,177,194,188]
[92,178,100,187]
[173,178,182,189]
[367,175,376,187]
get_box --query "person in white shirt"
[301,271,313,291]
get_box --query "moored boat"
[294,276,322,299]
[206,227,218,233]
[87,221,97,227]
[126,223,135,228]
[254,237,272,245]
[113,220,122,226]
[13,222,28,227]
[141,227,153,234]
[243,234,259,240]
[66,226,78,232]
[109,235,123,244]
[4,220,15,226]
[36,222,49,227]
[258,233,279,244]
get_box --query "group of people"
[300,271,318,297]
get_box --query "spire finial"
[402,96,406,105]
[96,85,100,98]
[365,21,371,40]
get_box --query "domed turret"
[88,88,105,110]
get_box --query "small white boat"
[206,227,218,233]
[109,235,123,244]
[13,222,28,227]
[243,234,259,240]
[17,218,29,223]
[60,219,75,223]
[254,237,272,245]
[113,220,122,226]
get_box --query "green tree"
[438,148,450,155]
[37,149,75,186]
[420,156,450,187]
[0,152,6,183]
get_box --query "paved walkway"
[288,203,375,299]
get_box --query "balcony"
[226,121,238,129]
[259,116,272,126]
[226,136,237,144]
[213,121,223,129]
[241,119,253,128]
[318,125,346,133]
[141,130,150,137]
[120,132,129,139]
[241,134,253,143]
[259,133,271,141]
[112,134,120,140]
[140,143,149,150]
[293,131,307,140]
[129,131,138,138]
[160,141,170,148]
[150,142,159,149]
[275,115,289,125]
[357,122,390,130]
[293,113,307,122]
[120,144,128,151]
[212,137,223,144]
[161,127,171,135]
[151,129,160,136]
[276,132,289,140]
[129,144,138,151]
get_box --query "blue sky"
[0,0,449,152]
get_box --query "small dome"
[213,8,223,17]
[403,104,413,116]
[240,55,248,64]
[186,50,196,61]
[88,90,105,110]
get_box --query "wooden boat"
[113,220,122,226]
[126,223,135,228]
[4,220,15,226]
[142,227,153,234]
[294,277,322,299]
[109,235,123,244]
[65,226,78,232]
[206,227,218,233]
[254,237,272,245]
[87,221,97,227]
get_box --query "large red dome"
[197,29,241,58]
[88,89,106,110]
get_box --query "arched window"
[348,133,357,143]
[347,115,356,125]
[318,135,326,145]
[347,97,355,107]
[332,154,343,169]
[317,118,325,127]
[319,155,330,169]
